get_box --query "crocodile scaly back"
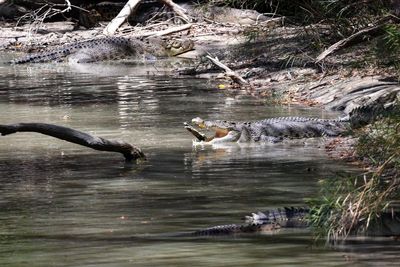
[10,37,141,64]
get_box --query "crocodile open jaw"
[184,117,231,142]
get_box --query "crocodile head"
[185,117,242,143]
[144,37,194,57]
[164,39,195,56]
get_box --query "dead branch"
[104,0,189,35]
[103,0,142,36]
[137,23,192,37]
[315,16,391,63]
[0,123,145,161]
[158,0,189,23]
[16,0,73,31]
[206,55,249,85]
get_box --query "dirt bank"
[1,5,399,114]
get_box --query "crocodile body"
[185,116,350,144]
[185,207,309,236]
[10,36,194,64]
[185,103,393,144]
[183,207,400,237]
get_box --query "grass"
[308,103,400,241]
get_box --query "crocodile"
[10,36,194,64]
[181,207,400,237]
[184,104,392,144]
[186,207,309,236]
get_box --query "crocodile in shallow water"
[181,207,400,237]
[185,207,309,236]
[184,104,391,144]
[10,36,194,64]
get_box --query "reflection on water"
[0,59,399,266]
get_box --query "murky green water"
[0,59,399,266]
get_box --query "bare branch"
[103,0,142,36]
[206,55,249,85]
[138,23,192,37]
[158,0,189,23]
[0,123,145,162]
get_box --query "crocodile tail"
[188,224,245,236]
[348,93,398,128]
[10,49,69,64]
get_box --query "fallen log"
[0,123,145,161]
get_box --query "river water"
[0,59,399,266]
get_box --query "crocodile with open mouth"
[184,102,394,144]
[10,36,194,64]
[185,116,351,144]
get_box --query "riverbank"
[1,1,399,240]
[1,8,399,113]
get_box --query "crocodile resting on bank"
[10,36,194,64]
[184,104,390,144]
[183,207,400,237]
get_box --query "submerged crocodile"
[184,105,388,144]
[10,36,194,64]
[185,207,309,236]
[182,207,400,237]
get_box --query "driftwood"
[0,123,145,161]
[103,0,142,35]
[133,23,192,37]
[104,0,189,35]
[206,55,249,85]
[315,16,391,63]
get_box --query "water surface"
[0,59,399,266]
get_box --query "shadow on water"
[0,57,399,266]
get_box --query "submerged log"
[0,123,145,161]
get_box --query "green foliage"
[357,105,400,168]
[375,24,400,69]
[308,102,400,241]
[308,173,399,241]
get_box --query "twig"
[206,55,249,85]
[62,0,71,13]
[0,123,145,162]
